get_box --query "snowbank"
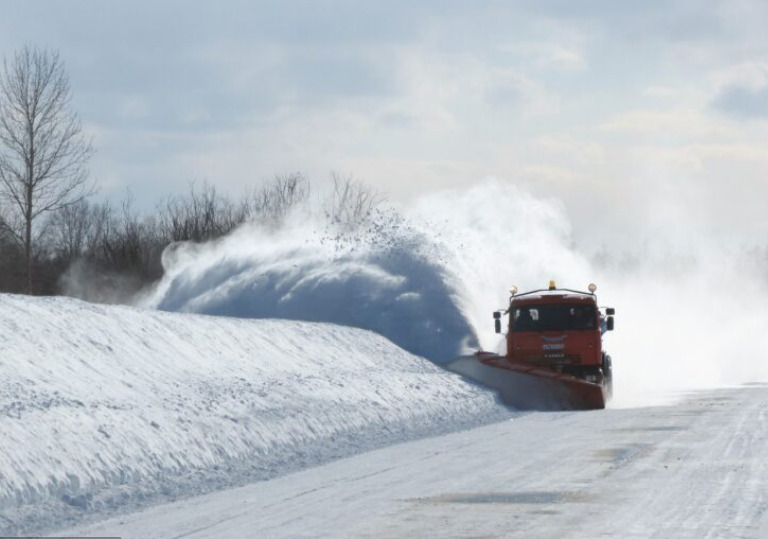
[0,294,509,534]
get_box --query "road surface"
[66,385,768,538]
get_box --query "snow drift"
[0,294,510,535]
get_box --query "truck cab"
[494,281,615,396]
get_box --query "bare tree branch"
[327,171,384,229]
[250,173,310,227]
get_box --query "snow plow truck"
[448,281,615,410]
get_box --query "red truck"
[448,281,615,410]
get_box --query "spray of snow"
[144,208,477,363]
[145,178,768,406]
[403,182,768,405]
[598,239,768,406]
[143,181,590,364]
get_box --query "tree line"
[2,169,381,300]
[0,45,381,300]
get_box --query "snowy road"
[68,385,768,538]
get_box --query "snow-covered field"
[0,294,510,535]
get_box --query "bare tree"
[158,181,248,243]
[0,45,94,293]
[328,171,383,229]
[47,199,110,261]
[251,173,310,226]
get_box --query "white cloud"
[118,96,150,120]
[599,109,736,138]
[637,143,768,171]
[710,61,768,92]
[644,86,683,99]
[500,42,587,71]
[484,69,561,116]
[520,164,584,184]
[709,62,768,119]
[533,136,606,166]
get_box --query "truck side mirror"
[606,316,614,331]
[493,311,502,333]
[606,307,615,315]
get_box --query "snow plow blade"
[446,352,606,411]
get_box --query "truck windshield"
[512,304,596,332]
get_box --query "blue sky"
[2,1,767,241]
